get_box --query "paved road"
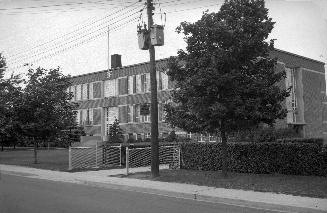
[0,174,296,213]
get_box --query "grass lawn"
[0,148,69,171]
[126,169,327,198]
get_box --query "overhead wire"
[7,15,139,71]
[8,9,142,66]
[6,1,142,60]
[0,0,124,12]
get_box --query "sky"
[0,0,326,83]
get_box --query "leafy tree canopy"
[17,67,76,139]
[165,0,289,136]
[0,53,23,143]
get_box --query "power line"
[6,1,141,60]
[0,0,124,11]
[7,9,141,65]
[7,16,139,71]
[7,9,141,66]
[8,13,140,67]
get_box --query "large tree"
[165,0,289,176]
[0,53,22,151]
[16,67,76,163]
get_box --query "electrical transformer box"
[137,29,150,50]
[150,25,164,46]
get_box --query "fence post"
[119,144,122,167]
[68,147,72,170]
[178,146,181,169]
[126,146,129,175]
[95,143,98,168]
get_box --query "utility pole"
[147,0,159,177]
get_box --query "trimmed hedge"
[277,138,324,147]
[180,142,327,176]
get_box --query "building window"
[76,85,81,101]
[104,80,116,97]
[118,77,128,95]
[285,68,297,123]
[158,71,163,90]
[187,132,192,139]
[119,105,128,123]
[141,113,150,123]
[161,71,169,90]
[93,82,102,99]
[128,76,134,94]
[70,86,75,101]
[93,108,101,125]
[209,134,216,142]
[133,75,137,93]
[141,74,147,93]
[133,104,140,123]
[82,83,88,100]
[145,133,151,139]
[198,134,205,142]
[127,105,133,123]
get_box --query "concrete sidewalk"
[1,164,326,213]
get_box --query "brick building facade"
[69,49,326,142]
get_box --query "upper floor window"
[141,74,147,93]
[118,77,128,95]
[82,83,89,100]
[76,85,82,101]
[285,67,297,123]
[93,82,102,99]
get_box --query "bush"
[180,142,327,176]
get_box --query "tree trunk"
[1,143,3,151]
[221,129,228,177]
[33,137,38,164]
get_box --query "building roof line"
[273,48,325,65]
[71,57,170,79]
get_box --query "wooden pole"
[147,0,159,177]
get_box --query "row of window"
[69,72,172,101]
[124,132,218,142]
[117,103,165,124]
[75,108,101,126]
[75,103,166,127]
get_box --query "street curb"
[1,164,327,213]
